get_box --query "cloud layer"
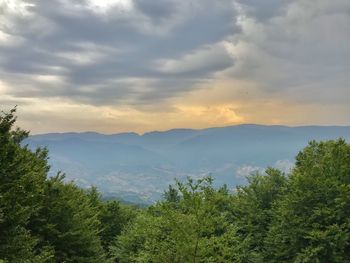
[1,0,349,133]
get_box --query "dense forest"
[1,109,350,263]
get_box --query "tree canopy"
[113,139,350,262]
[0,109,134,262]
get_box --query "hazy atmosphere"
[2,1,350,262]
[1,0,350,134]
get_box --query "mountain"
[24,124,350,204]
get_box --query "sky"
[1,0,350,134]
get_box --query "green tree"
[113,177,238,263]
[265,139,350,262]
[85,186,137,255]
[31,174,108,263]
[0,108,110,262]
[227,168,287,262]
[99,200,136,252]
[0,108,53,262]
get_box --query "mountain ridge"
[30,124,350,138]
[25,124,350,204]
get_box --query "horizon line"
[29,123,350,137]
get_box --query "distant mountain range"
[24,124,350,204]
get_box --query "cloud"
[234,0,290,21]
[0,0,349,133]
[235,164,264,178]
[224,0,350,103]
[0,0,236,108]
[155,42,233,76]
[274,159,294,173]
[234,159,293,179]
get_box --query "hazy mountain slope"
[25,125,350,203]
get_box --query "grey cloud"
[134,0,178,22]
[235,0,290,21]
[224,0,350,106]
[1,0,237,106]
[1,0,350,116]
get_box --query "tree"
[84,186,137,255]
[100,200,136,251]
[112,177,238,262]
[228,168,287,262]
[0,108,110,262]
[31,174,108,263]
[0,108,53,262]
[265,139,350,262]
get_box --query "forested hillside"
[1,109,350,262]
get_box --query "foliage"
[0,109,133,262]
[31,175,107,262]
[265,139,350,262]
[227,168,287,262]
[113,177,238,263]
[0,108,52,262]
